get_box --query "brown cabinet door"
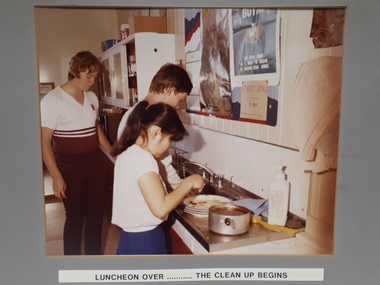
[168,228,193,255]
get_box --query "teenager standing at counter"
[111,101,204,255]
[116,63,193,191]
[40,51,112,255]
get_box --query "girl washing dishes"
[111,101,204,255]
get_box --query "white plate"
[183,208,208,217]
[182,195,232,210]
[183,207,208,214]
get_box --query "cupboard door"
[100,57,113,104]
[111,46,128,107]
[100,45,129,107]
[134,33,175,101]
[168,227,193,255]
[113,52,123,100]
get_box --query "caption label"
[59,268,324,283]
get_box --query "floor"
[44,169,121,256]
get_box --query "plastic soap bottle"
[268,165,290,226]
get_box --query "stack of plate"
[182,195,232,216]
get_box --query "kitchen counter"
[171,207,296,253]
[171,217,321,255]
[169,153,312,254]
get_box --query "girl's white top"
[112,144,168,232]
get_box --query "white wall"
[169,9,344,220]
[167,9,186,64]
[174,123,310,219]
[35,8,120,86]
[35,8,170,88]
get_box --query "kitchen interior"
[35,6,343,256]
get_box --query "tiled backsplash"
[172,121,310,220]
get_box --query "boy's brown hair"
[149,63,193,94]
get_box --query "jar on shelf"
[128,55,137,76]
[129,88,138,106]
[128,75,137,89]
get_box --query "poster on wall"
[232,85,278,126]
[184,8,278,123]
[198,9,232,117]
[232,9,280,85]
[184,9,202,112]
[240,80,268,121]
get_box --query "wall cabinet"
[100,33,175,108]
[100,46,126,106]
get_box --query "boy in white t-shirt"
[40,51,112,255]
[116,63,193,191]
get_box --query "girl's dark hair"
[68,51,102,80]
[149,63,193,94]
[111,101,188,157]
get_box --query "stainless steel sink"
[170,153,296,253]
[178,158,259,200]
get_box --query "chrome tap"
[182,161,215,184]
[217,174,224,188]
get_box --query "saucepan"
[208,204,250,235]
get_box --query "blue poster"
[232,9,278,76]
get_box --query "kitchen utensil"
[250,216,299,234]
[208,204,250,235]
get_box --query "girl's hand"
[184,174,205,193]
